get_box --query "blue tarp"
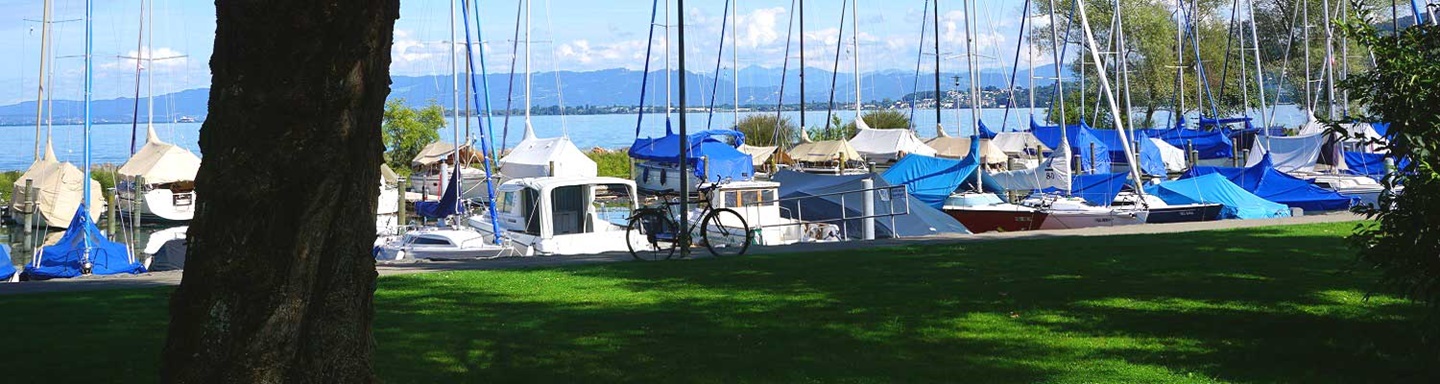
[416,166,464,219]
[629,130,755,183]
[1146,173,1292,219]
[1344,151,1388,179]
[1,244,14,281]
[24,207,144,279]
[1181,156,1356,212]
[1086,128,1168,176]
[978,120,1000,139]
[880,140,1004,209]
[1043,172,1130,207]
[773,170,970,238]
[1371,122,1390,138]
[1030,119,1113,174]
[1144,127,1235,160]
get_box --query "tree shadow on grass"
[371,224,1437,383]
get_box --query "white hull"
[635,161,703,193]
[118,187,195,222]
[1040,209,1148,229]
[409,166,495,201]
[374,228,513,261]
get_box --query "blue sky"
[0,0,1035,104]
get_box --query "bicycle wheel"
[701,208,753,257]
[627,209,678,261]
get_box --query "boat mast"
[1175,0,1184,126]
[32,0,53,160]
[734,0,740,128]
[450,0,461,147]
[460,0,504,243]
[1048,0,1072,185]
[1028,0,1036,121]
[83,0,95,261]
[524,0,535,139]
[1075,0,1143,193]
[799,0,806,132]
[664,0,672,130]
[933,0,942,137]
[964,0,981,136]
[1303,0,1313,118]
[1246,0,1270,130]
[853,0,862,123]
[1322,0,1337,119]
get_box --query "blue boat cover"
[978,120,1000,139]
[881,140,1004,209]
[1195,116,1255,130]
[1043,172,1130,207]
[1344,151,1388,179]
[416,166,464,219]
[1086,128,1168,176]
[1371,122,1390,138]
[773,170,969,238]
[1,244,14,281]
[1030,119,1113,174]
[1146,173,1292,219]
[25,206,145,279]
[1144,126,1235,159]
[629,130,755,183]
[1181,156,1356,212]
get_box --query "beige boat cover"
[380,163,400,185]
[991,132,1050,157]
[118,127,201,185]
[925,136,1009,164]
[412,142,482,167]
[789,140,863,163]
[847,119,937,162]
[737,144,778,166]
[8,142,105,228]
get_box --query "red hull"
[944,209,1049,233]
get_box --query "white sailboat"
[497,0,597,180]
[116,0,199,223]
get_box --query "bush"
[383,99,445,178]
[734,115,798,147]
[840,110,913,131]
[588,149,632,179]
[1341,15,1440,321]
[0,170,19,202]
[806,115,857,142]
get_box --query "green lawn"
[2,222,1435,383]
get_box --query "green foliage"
[0,170,19,202]
[1,222,1436,382]
[587,150,632,179]
[839,110,913,132]
[1341,15,1440,321]
[383,99,446,177]
[90,164,118,193]
[734,114,798,146]
[806,114,857,142]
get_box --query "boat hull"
[1039,210,1148,230]
[1145,204,1224,224]
[944,209,1048,233]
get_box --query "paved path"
[0,213,1362,296]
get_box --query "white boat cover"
[846,119,937,162]
[926,136,1009,165]
[991,132,1049,157]
[8,141,105,228]
[789,140,864,163]
[118,127,202,185]
[989,149,1072,192]
[1149,138,1188,172]
[1246,133,1327,173]
[737,144,779,166]
[1299,120,1386,152]
[498,123,597,179]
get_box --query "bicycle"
[626,182,753,261]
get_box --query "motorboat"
[468,176,644,256]
[703,181,820,245]
[941,192,1048,233]
[1112,192,1224,224]
[374,227,511,261]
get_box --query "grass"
[588,149,632,179]
[1,222,1435,383]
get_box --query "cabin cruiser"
[374,226,512,261]
[468,176,644,256]
[703,181,818,245]
[630,130,754,194]
[942,192,1047,233]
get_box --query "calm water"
[1,221,179,269]
[0,105,1313,171]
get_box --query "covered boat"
[847,118,937,164]
[469,177,642,255]
[6,141,105,229]
[772,170,968,239]
[788,130,868,175]
[499,125,598,180]
[629,129,754,193]
[410,141,493,200]
[1144,173,1291,220]
[1030,119,1112,174]
[924,132,1009,170]
[26,206,145,279]
[117,127,201,222]
[1182,156,1356,212]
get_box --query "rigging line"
[772,0,798,147]
[128,0,144,155]
[501,0,523,152]
[634,0,661,138]
[1181,4,1220,119]
[1216,0,1240,109]
[461,0,503,244]
[1000,0,1033,132]
[823,0,850,135]
[472,0,498,161]
[544,0,569,137]
[705,0,732,131]
[909,0,929,130]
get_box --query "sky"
[0,0,1040,105]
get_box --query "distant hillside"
[0,65,1066,125]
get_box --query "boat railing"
[732,184,911,241]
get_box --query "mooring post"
[134,176,144,236]
[397,176,407,236]
[862,178,875,241]
[107,187,117,236]
[22,179,34,235]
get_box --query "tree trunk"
[162,1,397,382]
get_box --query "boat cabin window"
[409,236,452,246]
[522,188,542,236]
[592,183,636,227]
[723,189,776,208]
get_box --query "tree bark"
[162,1,397,382]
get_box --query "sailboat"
[497,0,596,180]
[7,0,105,230]
[116,0,200,223]
[844,0,936,166]
[26,0,145,278]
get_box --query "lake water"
[0,105,1314,172]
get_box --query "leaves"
[382,98,445,177]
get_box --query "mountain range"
[0,65,1065,125]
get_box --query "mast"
[853,0,862,123]
[1075,0,1143,194]
[82,0,95,260]
[460,0,503,243]
[677,0,691,257]
[1027,0,1036,120]
[146,0,155,134]
[1175,0,1185,126]
[964,0,980,136]
[1246,0,1270,130]
[1118,0,1136,130]
[664,0,672,128]
[450,0,461,144]
[933,0,942,137]
[1048,0,1072,183]
[32,0,53,160]
[734,0,740,128]
[1322,0,1338,119]
[799,0,806,131]
[1303,0,1314,118]
[524,0,535,139]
